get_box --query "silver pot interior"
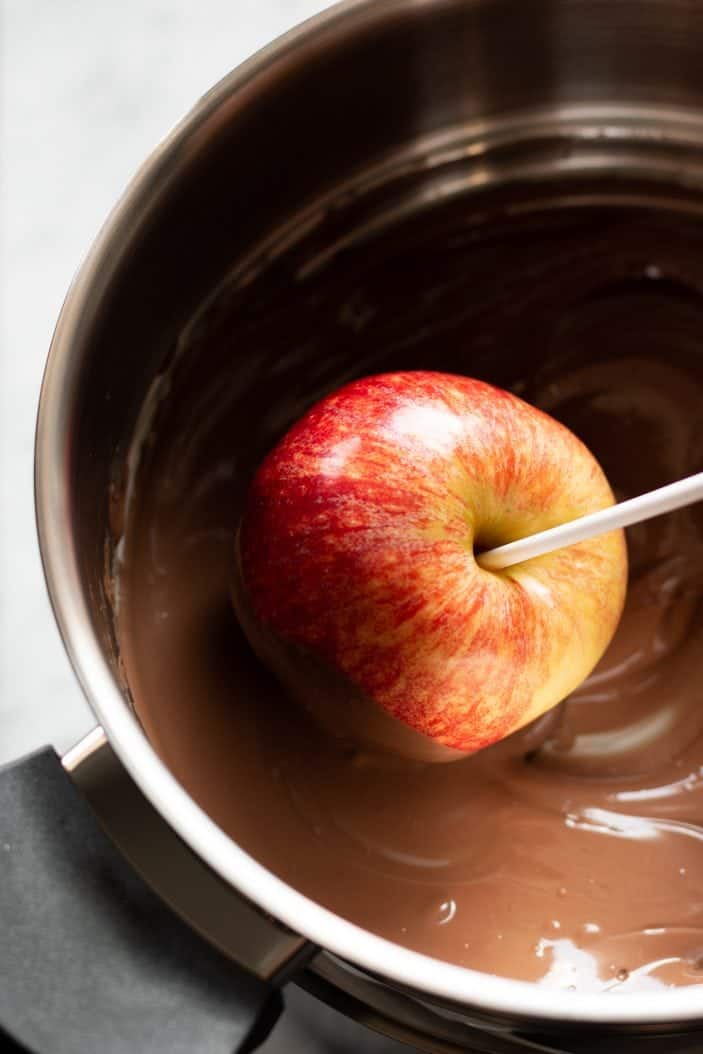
[62,0,703,593]
[40,0,703,1042]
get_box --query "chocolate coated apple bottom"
[117,200,703,991]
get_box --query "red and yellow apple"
[232,371,627,760]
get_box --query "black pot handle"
[0,748,283,1054]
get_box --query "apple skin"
[233,371,627,757]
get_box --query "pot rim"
[34,0,703,1026]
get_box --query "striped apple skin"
[236,372,627,755]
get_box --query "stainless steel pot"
[27,0,703,1050]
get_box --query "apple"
[232,371,627,760]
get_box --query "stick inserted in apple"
[232,371,629,761]
[477,471,703,571]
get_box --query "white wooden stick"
[477,471,703,571]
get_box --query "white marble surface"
[2,3,410,1050]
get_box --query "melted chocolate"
[117,192,703,992]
